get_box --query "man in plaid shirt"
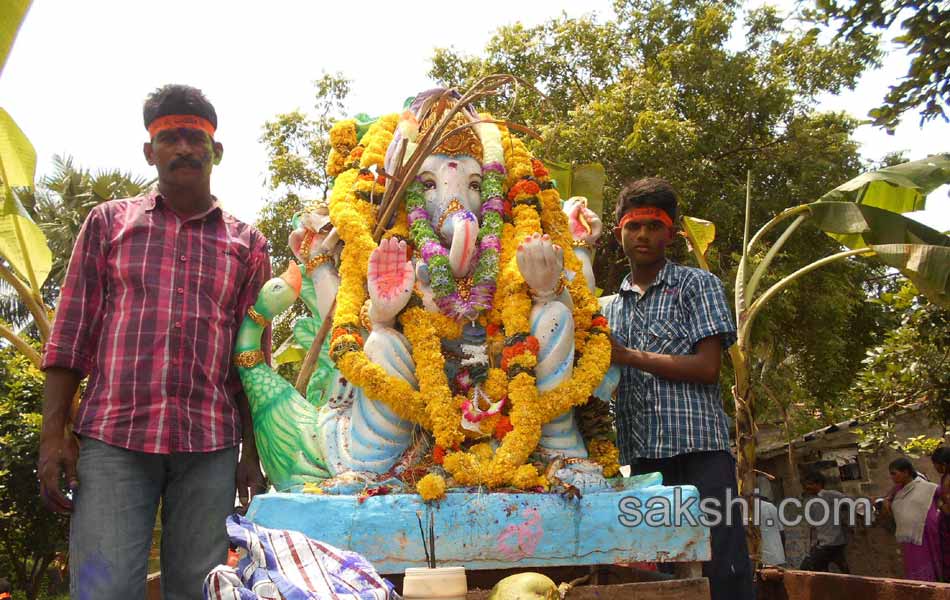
[603,178,753,600]
[37,85,271,599]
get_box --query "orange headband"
[617,207,673,230]
[1,593,11,599]
[147,114,216,139]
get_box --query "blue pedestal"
[246,476,711,574]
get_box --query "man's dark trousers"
[800,544,849,573]
[632,450,755,600]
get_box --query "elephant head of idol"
[386,90,485,279]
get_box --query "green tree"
[31,155,152,288]
[254,191,307,382]
[807,0,950,132]
[850,280,950,439]
[429,0,884,425]
[256,72,351,376]
[0,346,68,600]
[259,72,351,199]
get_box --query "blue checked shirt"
[602,261,737,464]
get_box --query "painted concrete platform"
[246,477,711,574]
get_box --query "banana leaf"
[807,202,950,306]
[0,0,31,78]
[681,216,716,259]
[818,153,950,214]
[869,244,950,306]
[273,335,306,366]
[543,160,606,218]
[0,107,34,187]
[0,109,50,289]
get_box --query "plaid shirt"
[602,260,736,463]
[42,192,271,454]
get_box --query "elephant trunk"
[444,209,479,278]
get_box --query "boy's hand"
[609,334,632,366]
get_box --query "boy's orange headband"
[147,114,216,139]
[617,206,674,230]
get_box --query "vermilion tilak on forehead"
[447,161,458,169]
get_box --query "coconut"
[487,572,559,600]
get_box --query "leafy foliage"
[30,155,153,288]
[0,346,68,599]
[253,191,307,376]
[259,72,350,198]
[806,0,950,131]
[257,73,350,372]
[849,280,949,438]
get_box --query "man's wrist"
[240,438,259,459]
[39,419,69,445]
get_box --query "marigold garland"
[587,438,621,478]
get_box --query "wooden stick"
[294,298,336,396]
[416,511,431,567]
[294,76,542,396]
[429,510,436,568]
[373,138,409,241]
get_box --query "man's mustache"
[170,156,205,170]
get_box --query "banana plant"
[683,156,950,564]
[682,154,950,511]
[0,0,50,367]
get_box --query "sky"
[1,0,947,232]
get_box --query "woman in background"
[883,457,942,581]
[930,447,950,582]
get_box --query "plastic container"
[402,566,468,600]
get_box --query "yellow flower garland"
[328,119,357,177]
[587,438,621,478]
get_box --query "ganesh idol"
[235,89,617,498]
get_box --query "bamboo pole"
[294,298,336,396]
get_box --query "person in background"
[931,447,950,582]
[755,492,787,567]
[883,457,942,581]
[799,470,850,573]
[0,577,12,600]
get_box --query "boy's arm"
[610,271,735,385]
[610,334,722,384]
